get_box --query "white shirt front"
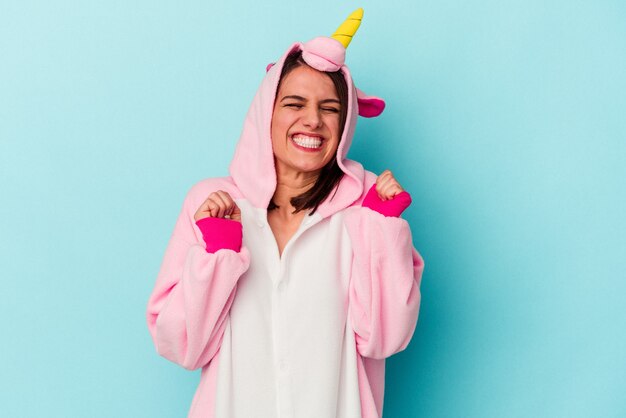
[213,200,362,418]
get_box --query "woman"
[147,9,424,418]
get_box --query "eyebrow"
[280,95,341,105]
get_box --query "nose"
[302,106,322,129]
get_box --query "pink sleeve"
[362,184,412,217]
[195,216,243,253]
[146,192,250,370]
[344,207,424,359]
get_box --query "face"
[271,65,342,177]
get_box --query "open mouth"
[291,134,323,151]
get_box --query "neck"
[271,163,319,217]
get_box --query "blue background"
[1,1,625,417]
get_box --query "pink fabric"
[356,356,385,418]
[147,35,423,418]
[147,179,250,371]
[344,206,424,415]
[344,207,423,359]
[188,351,221,417]
[147,179,422,417]
[195,217,243,253]
[356,87,386,118]
[302,37,345,72]
[362,184,412,217]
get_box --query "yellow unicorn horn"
[331,8,364,49]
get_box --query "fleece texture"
[146,36,424,418]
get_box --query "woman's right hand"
[194,191,242,222]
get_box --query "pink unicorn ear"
[266,62,275,72]
[356,88,385,118]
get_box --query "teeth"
[292,135,322,149]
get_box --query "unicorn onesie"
[146,9,424,418]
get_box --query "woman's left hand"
[375,170,404,201]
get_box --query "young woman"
[147,9,424,418]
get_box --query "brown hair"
[269,50,349,214]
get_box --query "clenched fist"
[194,190,242,222]
[375,170,404,201]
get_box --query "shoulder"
[363,170,378,190]
[349,169,378,206]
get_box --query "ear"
[266,62,275,72]
[356,87,385,118]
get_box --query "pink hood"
[228,37,385,219]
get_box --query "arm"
[345,181,424,359]
[146,187,250,370]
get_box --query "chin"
[286,156,328,173]
[293,163,325,174]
